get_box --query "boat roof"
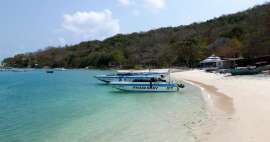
[117,69,169,74]
[95,75,162,78]
[200,55,224,63]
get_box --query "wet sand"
[186,80,234,114]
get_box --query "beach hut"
[200,55,225,69]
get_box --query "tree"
[111,50,126,65]
[172,35,208,67]
[215,38,242,57]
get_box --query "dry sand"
[172,70,270,142]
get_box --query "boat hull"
[230,68,261,75]
[110,82,179,92]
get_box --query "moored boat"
[95,72,167,83]
[46,70,54,74]
[230,67,261,75]
[110,78,184,92]
[54,68,67,71]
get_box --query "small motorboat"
[110,78,184,92]
[230,66,261,75]
[95,72,167,83]
[54,68,67,71]
[46,70,54,74]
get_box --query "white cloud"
[144,0,167,10]
[62,10,120,40]
[118,0,131,6]
[116,0,166,16]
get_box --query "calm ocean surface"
[0,70,207,142]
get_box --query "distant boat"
[46,70,54,74]
[54,68,67,71]
[230,67,261,75]
[11,69,26,72]
[110,78,184,92]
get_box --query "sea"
[0,69,207,142]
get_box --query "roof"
[200,55,223,63]
[223,57,244,61]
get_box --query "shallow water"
[0,70,207,142]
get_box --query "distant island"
[2,3,270,69]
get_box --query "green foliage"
[214,38,242,58]
[111,50,126,65]
[220,27,245,39]
[171,35,209,67]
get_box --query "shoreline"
[186,80,234,114]
[181,79,235,142]
[172,70,270,142]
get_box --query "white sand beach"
[172,70,270,142]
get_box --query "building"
[200,55,225,69]
[200,54,270,71]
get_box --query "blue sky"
[0,0,268,61]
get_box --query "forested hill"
[3,3,270,68]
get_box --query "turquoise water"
[0,70,207,142]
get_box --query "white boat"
[109,68,185,92]
[110,78,184,92]
[54,68,67,71]
[95,72,167,83]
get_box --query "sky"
[0,0,268,61]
